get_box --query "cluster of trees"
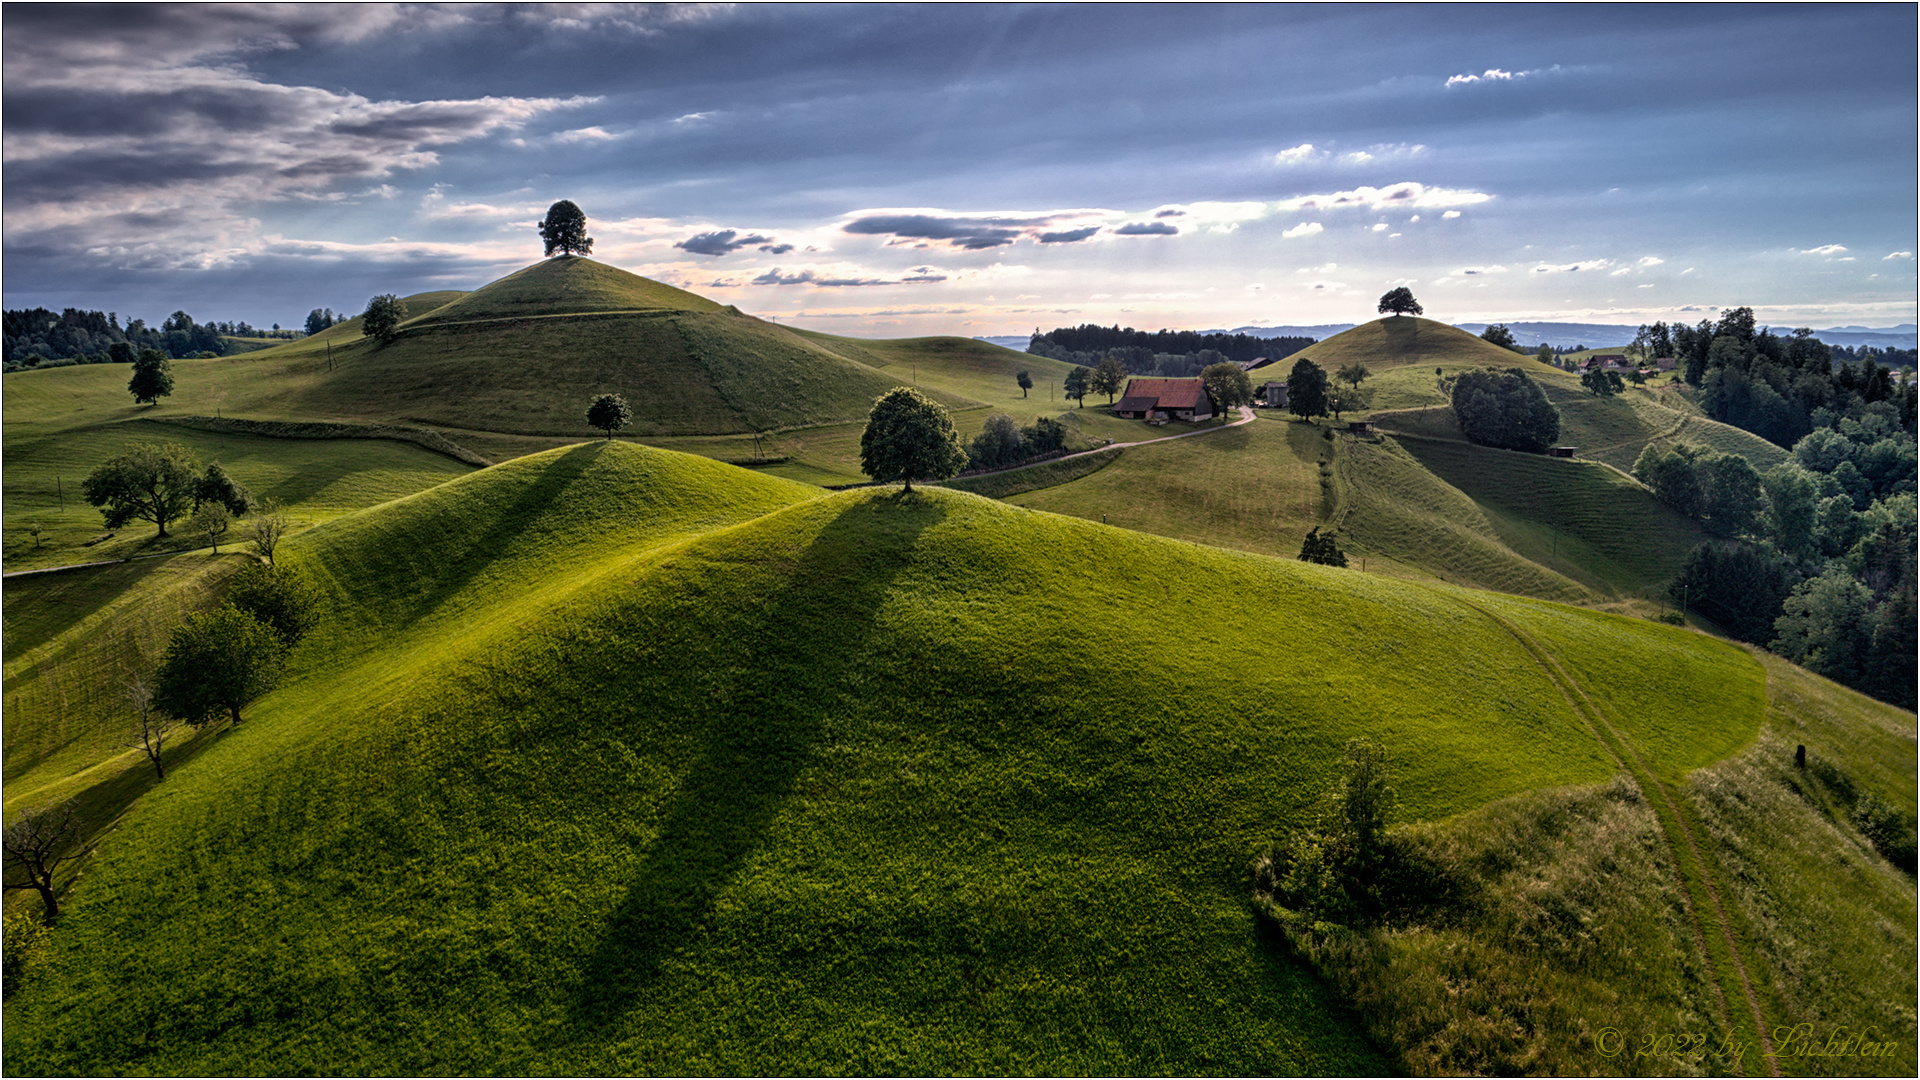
[1640,426,1916,707]
[1061,356,1129,407]
[1629,308,1916,447]
[1297,527,1348,567]
[81,442,252,539]
[1831,343,1917,369]
[305,308,341,335]
[1029,325,1312,379]
[4,307,300,373]
[967,414,1068,470]
[1446,368,1562,452]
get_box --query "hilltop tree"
[859,386,968,492]
[587,393,632,439]
[1016,370,1032,398]
[1336,362,1371,389]
[539,199,594,257]
[150,606,287,726]
[1480,324,1519,351]
[1091,354,1128,404]
[127,347,173,404]
[1201,361,1254,415]
[1287,357,1331,422]
[1063,365,1091,408]
[1378,287,1423,317]
[3,802,84,926]
[81,442,203,538]
[360,294,406,345]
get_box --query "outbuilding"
[1114,377,1215,422]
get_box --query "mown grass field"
[12,443,1888,1075]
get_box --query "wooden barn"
[1113,377,1215,422]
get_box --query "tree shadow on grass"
[563,489,947,1036]
[373,441,603,632]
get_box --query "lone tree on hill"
[540,199,594,257]
[361,294,406,345]
[587,393,633,439]
[1201,361,1254,415]
[3,802,85,926]
[82,442,204,538]
[1287,357,1331,422]
[1378,287,1423,317]
[1298,527,1349,567]
[1016,370,1032,397]
[151,606,287,727]
[127,348,173,404]
[859,386,968,493]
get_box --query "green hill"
[1286,316,1553,379]
[9,444,1910,1074]
[404,256,725,325]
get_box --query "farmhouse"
[1262,381,1289,408]
[1114,377,1214,421]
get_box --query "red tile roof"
[1119,377,1209,411]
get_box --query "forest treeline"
[1027,323,1313,378]
[1628,307,1916,708]
[4,308,298,373]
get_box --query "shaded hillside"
[6,445,1811,1074]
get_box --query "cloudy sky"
[4,3,1915,337]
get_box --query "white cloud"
[1801,244,1849,256]
[1282,221,1324,239]
[552,125,619,143]
[1442,210,1461,219]
[1638,255,1665,266]
[1273,182,1491,213]
[1456,265,1508,276]
[1444,65,1563,88]
[1885,251,1914,260]
[1341,151,1373,165]
[1274,143,1319,165]
[1610,268,1631,276]
[1532,259,1613,273]
[1371,223,1389,232]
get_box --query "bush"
[1853,792,1917,873]
[2,910,52,1001]
[226,562,324,647]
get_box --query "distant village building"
[1262,381,1289,408]
[1114,377,1214,422]
[1587,354,1632,372]
[1240,356,1276,372]
[1548,445,1578,458]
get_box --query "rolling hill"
[5,444,1913,1073]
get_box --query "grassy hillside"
[8,444,1837,1074]
[406,256,724,324]
[1287,316,1556,378]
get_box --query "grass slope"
[1287,316,1557,380]
[7,445,1809,1074]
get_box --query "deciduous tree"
[360,295,406,345]
[1377,287,1423,317]
[1580,368,1625,397]
[3,802,83,926]
[1091,354,1128,404]
[191,502,231,553]
[539,199,594,257]
[127,347,173,404]
[1287,357,1331,422]
[1298,526,1348,567]
[859,387,968,492]
[248,497,291,566]
[1479,324,1518,351]
[1449,368,1560,452]
[1201,361,1254,415]
[151,606,287,726]
[1063,365,1091,407]
[1336,362,1371,389]
[587,393,632,439]
[81,442,202,537]
[227,562,324,647]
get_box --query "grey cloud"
[1154,209,1186,218]
[675,229,774,256]
[843,214,1026,249]
[1039,227,1101,244]
[751,268,945,287]
[758,243,794,254]
[1114,221,1178,236]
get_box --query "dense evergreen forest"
[3,308,297,372]
[1027,323,1313,378]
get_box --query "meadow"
[3,268,1912,1075]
